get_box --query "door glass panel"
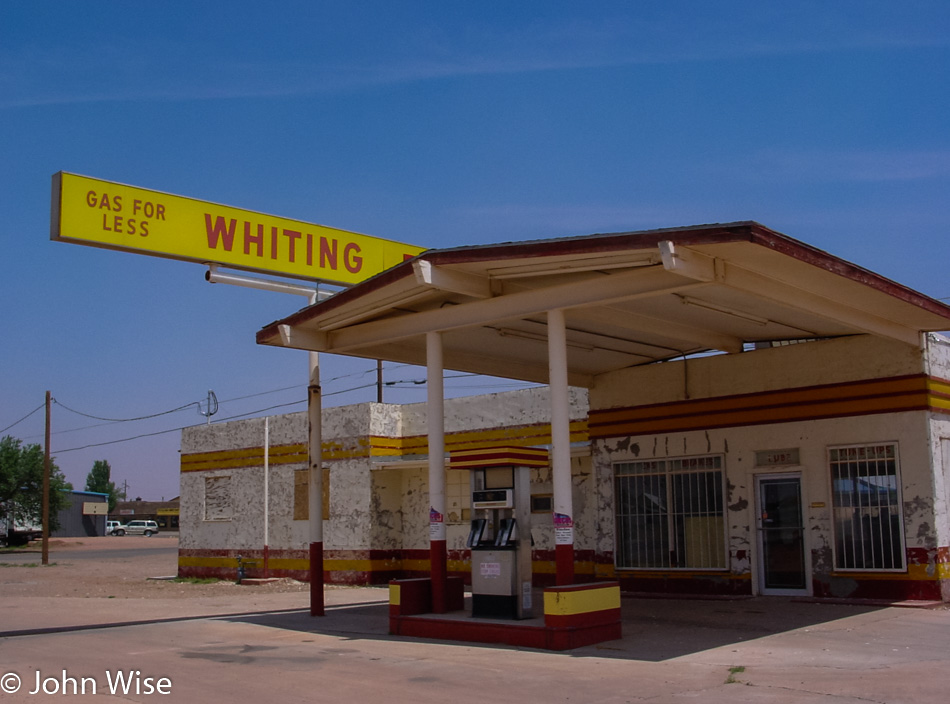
[760,478,806,590]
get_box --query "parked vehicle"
[1,510,42,547]
[106,520,123,536]
[113,520,159,537]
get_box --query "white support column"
[548,308,575,585]
[426,331,448,612]
[263,416,270,577]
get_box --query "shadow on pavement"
[220,596,884,661]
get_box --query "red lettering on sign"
[132,199,164,219]
[344,242,362,273]
[88,192,122,211]
[320,237,337,269]
[201,212,370,278]
[102,214,124,232]
[205,214,236,251]
[283,229,301,263]
[244,222,263,257]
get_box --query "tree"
[0,435,72,533]
[85,459,122,513]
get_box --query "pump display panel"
[472,489,513,509]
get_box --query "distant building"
[53,490,108,537]
[113,497,179,531]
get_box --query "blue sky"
[2,1,949,501]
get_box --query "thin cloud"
[447,203,725,241]
[746,149,950,183]
[2,11,948,109]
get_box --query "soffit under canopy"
[257,222,950,388]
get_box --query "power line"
[47,370,536,454]
[52,425,191,453]
[53,398,200,423]
[0,402,46,435]
[47,363,418,432]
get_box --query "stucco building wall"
[588,334,948,599]
[179,334,950,600]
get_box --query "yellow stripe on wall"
[590,374,948,439]
[182,420,589,473]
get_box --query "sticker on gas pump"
[480,562,501,577]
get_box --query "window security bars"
[614,456,725,569]
[830,444,904,571]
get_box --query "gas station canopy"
[257,221,950,385]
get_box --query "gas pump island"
[453,446,549,620]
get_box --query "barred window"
[830,444,904,571]
[614,456,725,569]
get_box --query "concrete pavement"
[2,587,948,703]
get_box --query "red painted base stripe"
[310,542,324,616]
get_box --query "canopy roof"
[257,222,950,388]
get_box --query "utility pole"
[42,391,51,565]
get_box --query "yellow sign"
[51,172,426,285]
[156,508,180,516]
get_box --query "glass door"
[756,475,808,595]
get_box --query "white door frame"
[754,472,811,596]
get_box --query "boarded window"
[204,476,232,521]
[614,456,725,569]
[830,444,904,571]
[294,468,331,520]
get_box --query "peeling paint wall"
[595,415,931,588]
[926,335,950,599]
[587,334,946,599]
[180,334,949,599]
[180,387,592,582]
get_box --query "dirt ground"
[0,535,311,599]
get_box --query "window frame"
[828,442,906,573]
[613,454,728,572]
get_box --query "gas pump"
[466,463,534,619]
